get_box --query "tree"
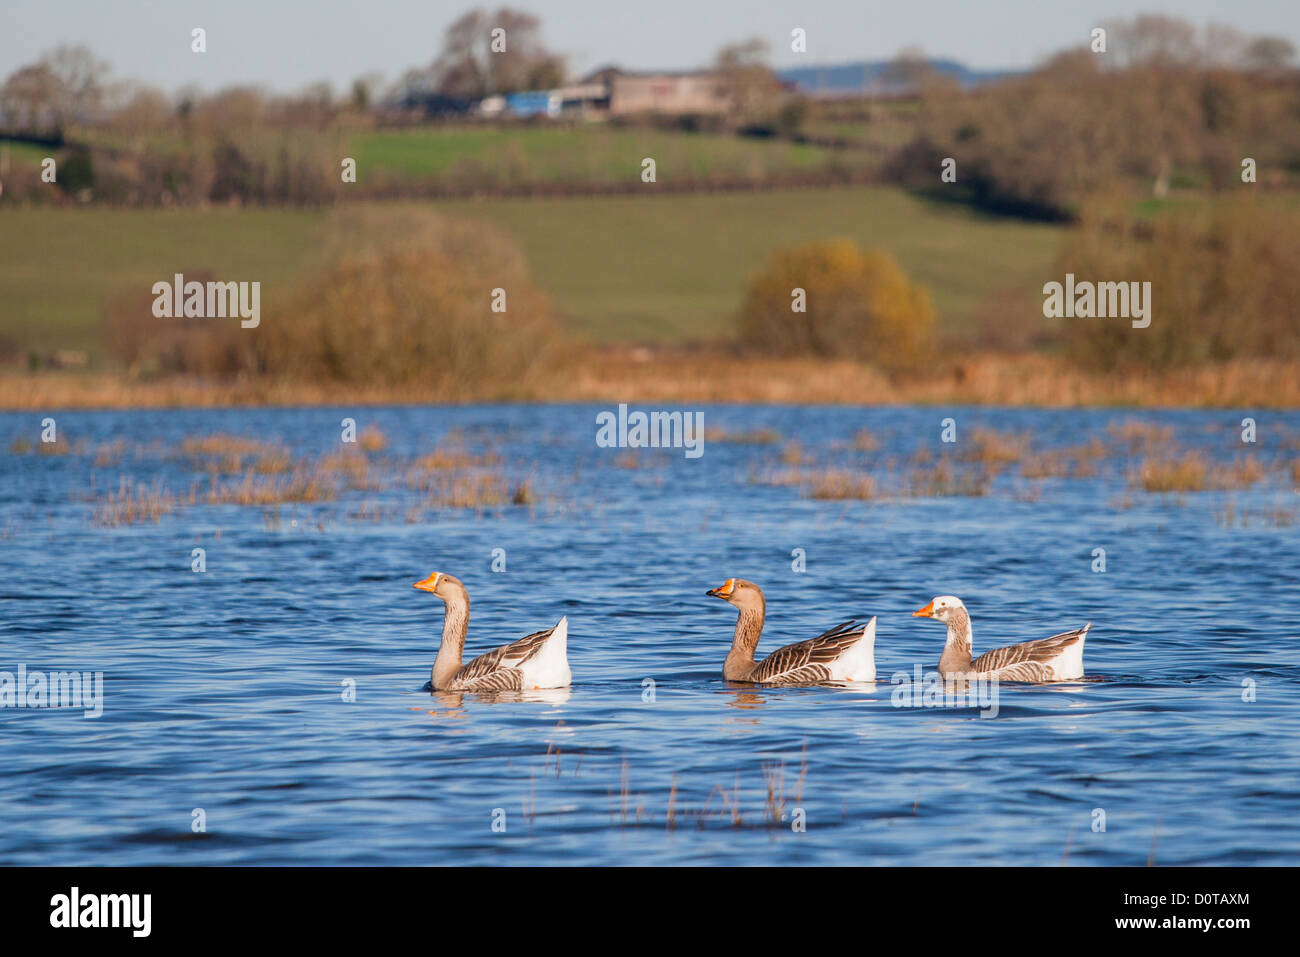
[1104,15,1199,68]
[1,45,109,131]
[105,85,173,135]
[40,45,110,126]
[0,63,61,130]
[431,8,564,98]
[881,46,934,92]
[1243,36,1297,71]
[715,37,780,120]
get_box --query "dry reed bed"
[8,353,1300,409]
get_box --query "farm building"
[583,68,730,115]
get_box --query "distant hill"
[777,59,1024,94]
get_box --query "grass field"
[0,186,1065,357]
[0,141,54,168]
[436,187,1062,341]
[348,125,843,187]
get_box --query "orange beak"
[706,578,736,599]
[413,573,441,593]
[913,600,935,618]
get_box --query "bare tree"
[1104,15,1199,68]
[715,37,779,119]
[40,45,111,125]
[1201,23,1249,68]
[881,46,934,92]
[1243,36,1297,71]
[0,63,61,130]
[432,7,564,98]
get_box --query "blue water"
[1,404,1297,865]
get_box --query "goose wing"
[453,624,559,691]
[970,625,1089,681]
[749,620,865,684]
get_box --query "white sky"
[2,0,1297,94]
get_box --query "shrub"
[251,234,554,392]
[102,269,251,377]
[736,238,935,373]
[101,215,556,395]
[1059,197,1300,369]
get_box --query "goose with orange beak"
[412,572,570,692]
[706,578,876,684]
[913,595,1089,682]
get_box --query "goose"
[913,596,1088,682]
[412,572,571,691]
[706,578,876,684]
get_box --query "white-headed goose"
[913,596,1089,682]
[413,572,570,691]
[706,578,876,684]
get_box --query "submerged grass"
[59,417,1298,526]
[93,478,183,527]
[87,434,534,525]
[703,426,782,446]
[807,470,876,500]
[1133,452,1265,493]
[961,428,1029,466]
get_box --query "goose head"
[412,571,468,604]
[706,577,764,612]
[913,595,966,623]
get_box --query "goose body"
[913,596,1088,682]
[413,572,571,691]
[707,578,876,684]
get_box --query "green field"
[0,141,55,167]
[348,125,842,187]
[1,186,1065,357]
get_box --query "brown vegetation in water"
[703,426,782,445]
[960,429,1030,466]
[93,477,184,526]
[807,470,876,500]
[1132,451,1266,492]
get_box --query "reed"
[807,469,876,500]
[420,472,510,509]
[1107,420,1175,452]
[92,440,127,468]
[1133,452,1209,492]
[318,450,382,491]
[853,428,880,452]
[961,428,1029,466]
[702,426,781,445]
[780,440,813,466]
[410,446,500,473]
[905,457,991,497]
[9,354,1300,409]
[93,477,179,527]
[206,470,337,506]
[1133,453,1264,493]
[357,424,387,452]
